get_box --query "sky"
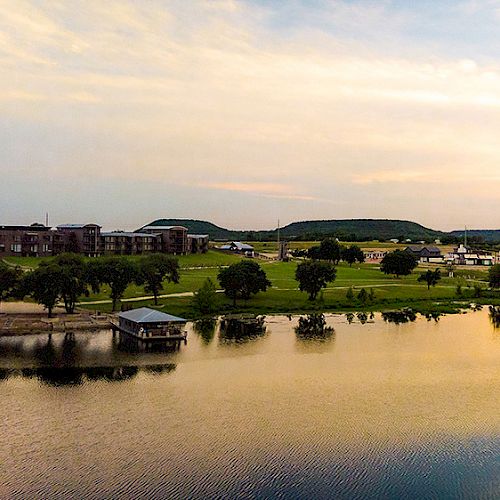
[1,0,500,231]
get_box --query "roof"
[101,231,158,238]
[406,245,441,256]
[229,241,254,251]
[142,225,188,231]
[118,307,186,323]
[187,234,209,239]
[57,223,101,229]
[0,224,50,231]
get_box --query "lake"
[0,310,499,499]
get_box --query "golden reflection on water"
[0,310,498,498]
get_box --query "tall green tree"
[380,250,417,278]
[342,245,365,266]
[489,264,500,289]
[417,269,441,290]
[86,257,137,311]
[53,253,88,313]
[0,262,22,311]
[23,263,64,317]
[135,254,180,305]
[192,278,218,315]
[319,239,343,264]
[295,260,336,300]
[218,260,271,306]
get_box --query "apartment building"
[141,225,189,255]
[100,232,160,255]
[0,224,55,257]
[56,224,101,257]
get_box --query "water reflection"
[0,363,176,386]
[219,315,266,342]
[345,312,374,324]
[295,313,334,340]
[424,311,442,322]
[193,319,217,344]
[489,305,500,328]
[382,308,417,324]
[117,333,183,353]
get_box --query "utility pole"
[464,225,467,248]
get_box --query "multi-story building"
[1,221,207,257]
[0,224,55,257]
[187,234,209,254]
[56,224,101,256]
[141,225,189,255]
[100,231,160,255]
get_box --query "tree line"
[291,239,365,266]
[0,254,179,316]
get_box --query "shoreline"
[1,299,494,337]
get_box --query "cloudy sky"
[2,0,500,231]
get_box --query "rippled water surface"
[0,310,499,499]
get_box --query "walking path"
[79,283,466,306]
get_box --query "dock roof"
[118,307,186,324]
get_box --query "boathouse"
[116,307,187,341]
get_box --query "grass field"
[4,249,497,319]
[77,258,495,318]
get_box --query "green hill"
[143,219,231,239]
[142,218,449,242]
[280,219,445,241]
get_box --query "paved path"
[79,282,473,306]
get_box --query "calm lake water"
[0,310,499,499]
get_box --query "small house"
[219,241,254,256]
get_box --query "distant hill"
[142,218,452,242]
[450,229,500,243]
[143,219,233,239]
[279,219,445,241]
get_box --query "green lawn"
[76,258,496,318]
[5,249,495,318]
[3,250,243,270]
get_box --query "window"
[10,244,21,253]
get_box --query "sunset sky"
[2,0,500,231]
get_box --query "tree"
[357,288,368,304]
[218,260,271,306]
[489,264,500,289]
[342,245,365,266]
[319,239,342,263]
[0,263,22,311]
[135,254,180,305]
[346,286,354,302]
[192,278,218,315]
[53,253,88,313]
[380,250,417,277]
[417,269,441,290]
[307,245,322,260]
[295,260,336,300]
[23,263,64,317]
[86,257,137,311]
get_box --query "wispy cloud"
[1,0,500,229]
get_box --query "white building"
[446,244,494,266]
